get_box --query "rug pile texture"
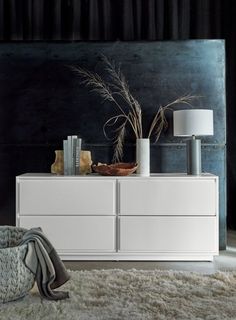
[1,269,236,320]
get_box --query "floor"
[64,230,236,274]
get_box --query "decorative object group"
[51,135,92,175]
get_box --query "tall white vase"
[136,138,150,176]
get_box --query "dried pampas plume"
[71,56,198,162]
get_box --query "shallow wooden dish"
[92,162,138,176]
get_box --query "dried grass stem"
[71,58,198,162]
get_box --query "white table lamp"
[173,109,214,175]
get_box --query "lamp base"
[186,138,201,175]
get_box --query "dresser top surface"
[16,173,218,179]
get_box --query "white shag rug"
[1,269,236,320]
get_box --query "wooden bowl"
[92,162,138,176]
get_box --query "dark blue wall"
[0,41,226,248]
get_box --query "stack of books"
[63,135,82,175]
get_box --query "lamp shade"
[173,109,214,137]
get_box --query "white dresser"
[16,173,219,261]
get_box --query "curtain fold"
[32,0,44,40]
[88,0,100,39]
[101,0,113,40]
[9,0,24,40]
[145,0,157,40]
[122,0,135,40]
[178,0,190,39]
[71,0,82,40]
[51,0,62,40]
[23,0,34,40]
[0,0,4,40]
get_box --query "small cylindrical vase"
[136,138,150,176]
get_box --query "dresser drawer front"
[119,216,217,252]
[119,179,216,215]
[20,216,115,252]
[19,179,116,215]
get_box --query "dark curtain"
[0,0,236,228]
[0,0,231,40]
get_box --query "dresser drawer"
[19,216,116,252]
[18,179,116,215]
[119,179,217,215]
[119,216,217,252]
